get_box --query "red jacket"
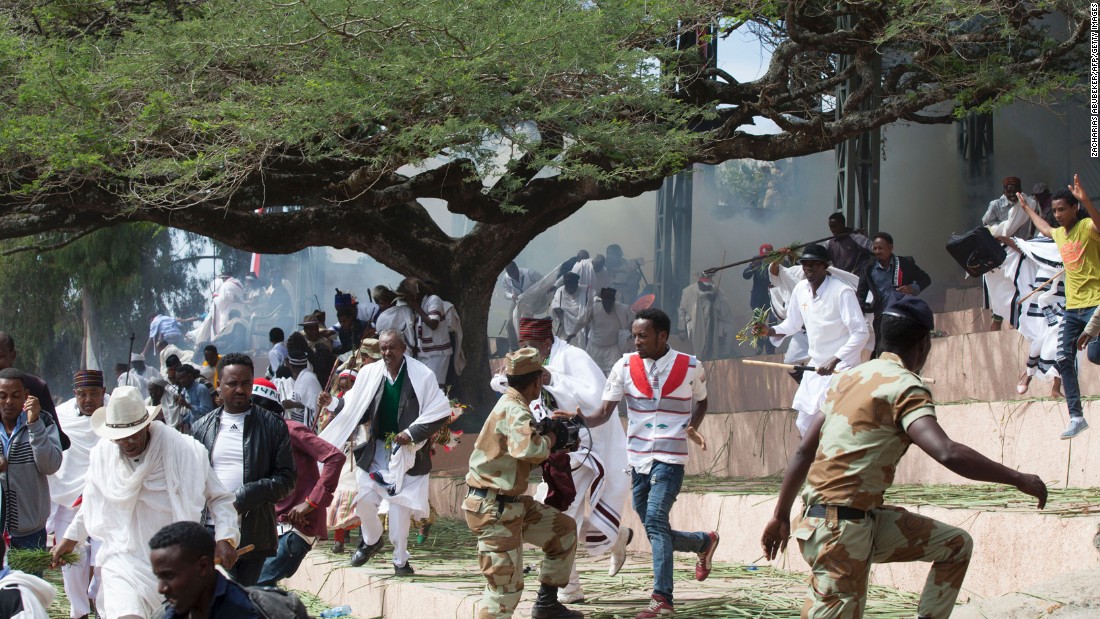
[276,420,346,538]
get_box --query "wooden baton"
[214,543,254,565]
[741,359,936,384]
[1016,268,1065,306]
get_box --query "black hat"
[798,243,830,264]
[882,295,934,332]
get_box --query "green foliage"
[0,0,1085,218]
[716,160,776,210]
[0,0,718,207]
[0,224,207,389]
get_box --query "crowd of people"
[0,176,1085,619]
[0,268,475,617]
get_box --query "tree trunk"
[81,288,102,371]
[445,270,495,426]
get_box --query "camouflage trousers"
[794,505,973,619]
[463,492,577,619]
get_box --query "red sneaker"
[635,594,674,618]
[695,531,719,581]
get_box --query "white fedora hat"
[91,386,155,440]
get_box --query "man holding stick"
[760,296,1047,618]
[752,243,869,436]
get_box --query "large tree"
[0,0,1087,407]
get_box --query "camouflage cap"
[505,347,543,376]
[359,338,382,359]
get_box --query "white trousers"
[418,352,452,385]
[535,461,598,594]
[49,504,101,618]
[356,489,412,568]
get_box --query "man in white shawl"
[317,329,452,575]
[677,274,736,361]
[50,386,240,619]
[571,254,612,292]
[552,272,593,348]
[48,370,107,619]
[491,317,632,604]
[983,177,1042,331]
[755,244,869,436]
[512,261,569,337]
[586,288,634,376]
[993,233,1065,397]
[192,271,249,344]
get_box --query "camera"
[535,415,583,452]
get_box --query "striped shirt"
[604,349,707,474]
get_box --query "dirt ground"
[953,568,1100,619]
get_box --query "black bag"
[946,226,1006,277]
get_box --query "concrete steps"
[705,327,1100,414]
[423,476,1100,600]
[675,401,1100,488]
[944,286,985,312]
[935,308,994,335]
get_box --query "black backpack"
[946,227,1006,277]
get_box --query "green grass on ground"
[679,475,1100,517]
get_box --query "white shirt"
[376,302,417,349]
[268,342,288,376]
[416,294,452,356]
[771,275,868,369]
[501,268,543,300]
[588,302,633,347]
[292,370,322,419]
[117,370,149,399]
[211,411,248,497]
[603,349,707,474]
[551,285,593,337]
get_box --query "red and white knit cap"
[252,377,281,410]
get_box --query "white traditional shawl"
[319,355,452,451]
[490,338,629,555]
[48,397,104,509]
[81,422,211,556]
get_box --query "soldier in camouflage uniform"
[465,347,583,619]
[761,296,1048,619]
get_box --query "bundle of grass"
[7,548,80,573]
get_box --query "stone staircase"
[285,285,1100,617]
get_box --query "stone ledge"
[678,400,1100,488]
[425,480,1100,600]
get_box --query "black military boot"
[530,584,584,618]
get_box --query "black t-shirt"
[0,587,23,617]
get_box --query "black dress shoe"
[394,562,415,576]
[350,537,385,567]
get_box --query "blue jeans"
[10,528,46,550]
[256,531,313,587]
[631,462,709,603]
[1056,306,1100,419]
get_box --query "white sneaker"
[1060,417,1089,440]
[608,527,634,576]
[558,585,585,604]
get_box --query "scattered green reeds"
[7,548,80,573]
[679,475,1100,517]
